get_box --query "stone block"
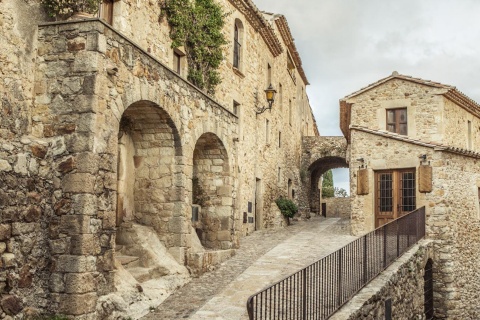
[2,253,15,268]
[58,292,97,315]
[65,273,95,294]
[57,157,76,174]
[86,32,106,53]
[0,224,11,241]
[76,152,99,174]
[11,223,36,236]
[49,273,65,293]
[102,211,116,230]
[0,243,5,254]
[70,234,101,255]
[72,51,99,73]
[72,194,97,216]
[50,238,70,255]
[56,255,97,273]
[0,160,12,172]
[60,215,90,234]
[62,173,96,193]
[217,186,232,197]
[0,295,23,316]
[217,230,231,241]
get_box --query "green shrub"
[40,0,102,18]
[275,197,298,219]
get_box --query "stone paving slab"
[143,216,357,320]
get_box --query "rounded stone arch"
[308,156,348,214]
[191,132,234,250]
[114,100,185,243]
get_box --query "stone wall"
[322,197,350,218]
[331,241,434,320]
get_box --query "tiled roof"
[342,71,454,100]
[229,0,283,57]
[351,125,480,159]
[273,15,309,85]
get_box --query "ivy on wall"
[160,0,228,94]
[40,0,102,17]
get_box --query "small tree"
[334,187,348,197]
[275,197,298,225]
[321,169,334,198]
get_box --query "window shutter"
[418,165,432,193]
[357,168,369,195]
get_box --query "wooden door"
[99,0,114,25]
[375,169,416,228]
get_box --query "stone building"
[0,0,318,318]
[341,72,480,318]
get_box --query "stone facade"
[0,0,318,317]
[342,73,480,319]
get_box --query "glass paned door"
[375,169,416,227]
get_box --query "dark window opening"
[233,24,241,68]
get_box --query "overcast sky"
[254,0,480,193]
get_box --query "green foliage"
[275,197,298,219]
[160,0,228,94]
[321,169,334,198]
[334,187,348,197]
[40,0,103,18]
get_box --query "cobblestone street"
[143,216,357,319]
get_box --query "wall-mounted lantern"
[255,84,277,114]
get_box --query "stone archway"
[308,156,348,214]
[192,132,233,250]
[116,100,183,244]
[300,136,348,215]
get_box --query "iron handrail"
[246,207,426,319]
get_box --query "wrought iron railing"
[246,207,426,319]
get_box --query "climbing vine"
[40,0,102,18]
[160,0,228,94]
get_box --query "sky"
[254,0,480,193]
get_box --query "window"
[265,119,269,143]
[375,169,416,227]
[278,131,281,148]
[279,83,283,110]
[233,19,244,70]
[386,108,407,135]
[173,52,181,74]
[468,120,472,149]
[233,100,240,115]
[289,99,292,125]
[173,48,186,76]
[267,63,272,86]
[287,52,296,84]
[99,0,114,25]
[278,167,281,183]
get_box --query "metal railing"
[246,207,426,319]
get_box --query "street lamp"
[255,84,277,114]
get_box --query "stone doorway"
[192,132,234,250]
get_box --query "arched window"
[233,19,244,70]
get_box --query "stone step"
[115,245,124,252]
[127,267,154,283]
[116,255,140,267]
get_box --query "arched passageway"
[192,132,234,250]
[308,156,348,214]
[116,100,183,243]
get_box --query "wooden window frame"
[233,23,241,69]
[386,108,408,135]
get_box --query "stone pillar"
[36,21,114,317]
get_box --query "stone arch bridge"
[299,136,348,215]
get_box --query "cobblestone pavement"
[143,216,357,320]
